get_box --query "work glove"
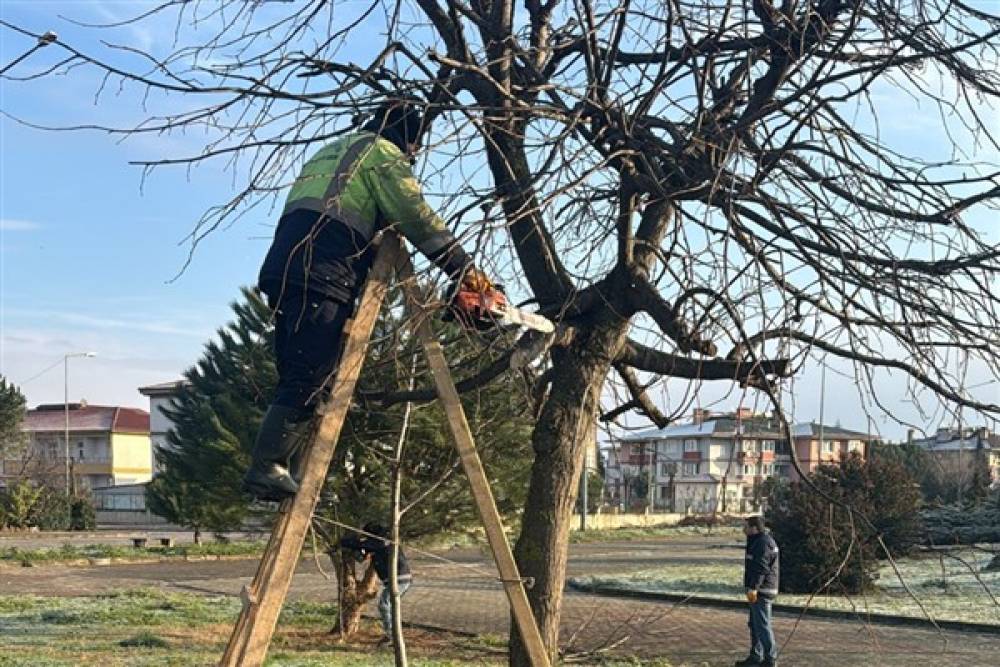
[746,590,758,604]
[460,266,494,293]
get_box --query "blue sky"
[1,1,271,409]
[1,1,997,440]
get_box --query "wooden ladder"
[219,232,551,667]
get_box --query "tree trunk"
[510,323,627,666]
[329,549,380,638]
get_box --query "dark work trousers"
[749,597,778,662]
[268,286,357,410]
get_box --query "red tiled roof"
[23,405,149,434]
[112,407,150,433]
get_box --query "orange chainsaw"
[449,285,555,333]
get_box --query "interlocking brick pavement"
[388,560,1000,666]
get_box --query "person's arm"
[747,538,768,593]
[340,533,362,551]
[364,139,476,279]
[357,536,386,555]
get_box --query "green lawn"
[569,525,743,543]
[0,589,684,666]
[574,548,1000,626]
[0,540,268,566]
[0,588,503,666]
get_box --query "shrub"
[767,452,922,594]
[0,484,97,531]
[30,490,71,531]
[676,514,743,528]
[0,480,44,529]
[921,491,1000,545]
[70,495,96,531]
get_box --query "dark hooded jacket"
[744,531,780,598]
[339,532,411,583]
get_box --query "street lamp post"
[64,352,96,496]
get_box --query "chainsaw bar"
[452,288,555,334]
[489,301,555,333]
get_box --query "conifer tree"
[0,375,27,463]
[146,286,533,627]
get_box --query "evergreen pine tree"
[146,288,275,538]
[0,375,27,463]
[769,452,923,594]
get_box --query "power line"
[15,358,64,386]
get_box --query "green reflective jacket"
[282,131,466,272]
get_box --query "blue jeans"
[749,597,777,661]
[378,579,411,635]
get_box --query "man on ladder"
[243,99,498,502]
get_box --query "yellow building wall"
[111,433,153,484]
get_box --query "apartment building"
[910,426,1000,487]
[606,408,873,513]
[3,402,152,491]
[138,380,188,473]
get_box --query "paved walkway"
[3,537,998,665]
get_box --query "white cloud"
[3,307,210,338]
[0,219,41,232]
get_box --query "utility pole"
[957,403,964,506]
[818,361,826,457]
[647,443,655,511]
[579,460,587,531]
[957,349,967,505]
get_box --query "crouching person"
[340,522,412,644]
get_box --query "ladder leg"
[397,263,553,667]
[219,235,402,667]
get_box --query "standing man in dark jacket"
[340,522,412,643]
[242,99,497,501]
[737,515,780,667]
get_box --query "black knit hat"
[363,522,388,538]
[362,101,423,153]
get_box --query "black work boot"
[734,658,763,667]
[242,405,313,501]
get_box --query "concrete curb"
[567,580,1000,636]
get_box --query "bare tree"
[4,1,999,663]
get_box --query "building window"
[660,462,677,476]
[763,463,775,476]
[682,462,700,476]
[742,439,757,452]
[661,442,681,456]
[761,440,775,452]
[77,441,86,461]
[684,439,699,452]
[822,440,835,454]
[742,464,754,476]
